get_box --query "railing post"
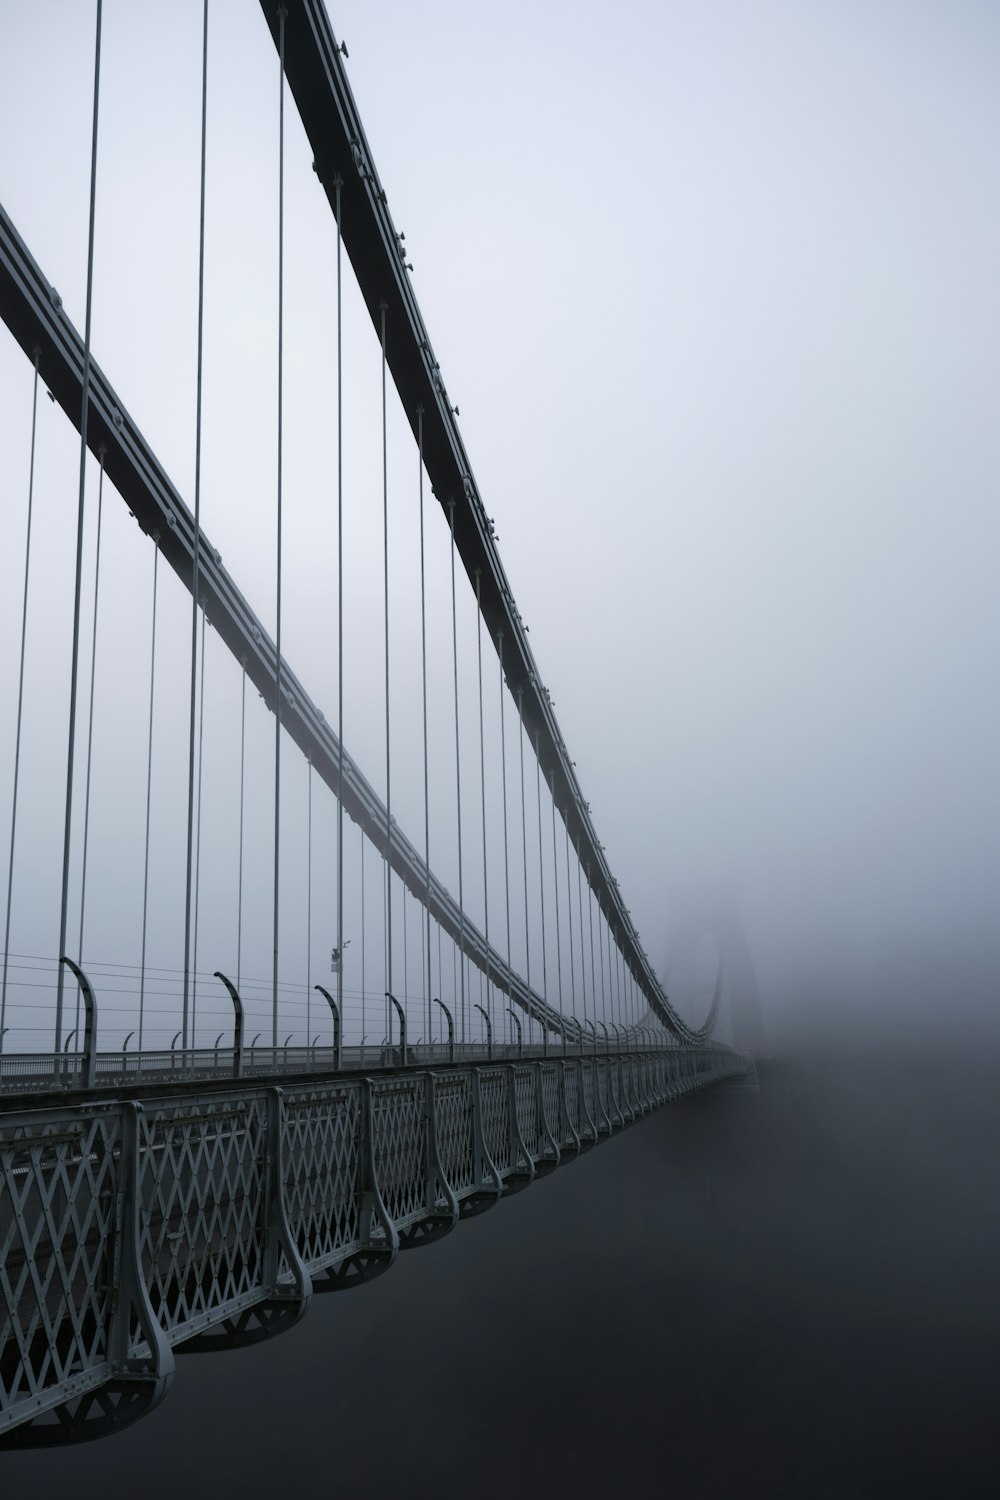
[535,1062,561,1167]
[558,1060,581,1154]
[506,1062,535,1186]
[360,1076,399,1259]
[59,956,97,1088]
[577,1055,598,1145]
[467,1067,502,1205]
[214,971,245,1078]
[398,1071,458,1244]
[506,1006,522,1059]
[108,1101,175,1406]
[314,984,342,1069]
[263,1087,312,1309]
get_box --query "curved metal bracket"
[505,1007,523,1059]
[213,971,244,1078]
[473,1002,493,1062]
[432,997,454,1063]
[385,991,406,1067]
[59,956,97,1088]
[314,984,342,1069]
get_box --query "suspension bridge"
[0,1,756,1447]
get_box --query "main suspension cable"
[1,350,41,1053]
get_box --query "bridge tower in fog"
[665,885,767,1057]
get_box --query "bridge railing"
[0,1044,750,1445]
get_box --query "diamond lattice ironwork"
[1,1107,122,1432]
[137,1095,268,1341]
[371,1079,426,1228]
[435,1076,474,1194]
[513,1067,540,1158]
[281,1084,362,1274]
[479,1069,510,1173]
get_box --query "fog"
[1,1,997,1056]
[2,4,998,1491]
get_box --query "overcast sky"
[1,0,997,1049]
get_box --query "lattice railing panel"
[0,1108,121,1429]
[137,1095,268,1340]
[594,1057,610,1122]
[371,1079,425,1227]
[609,1056,624,1117]
[281,1084,363,1272]
[579,1059,597,1136]
[564,1065,580,1142]
[513,1067,540,1158]
[479,1069,510,1173]
[435,1075,474,1193]
[541,1065,560,1142]
[636,1056,648,1108]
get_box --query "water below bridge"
[3,1053,995,1498]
